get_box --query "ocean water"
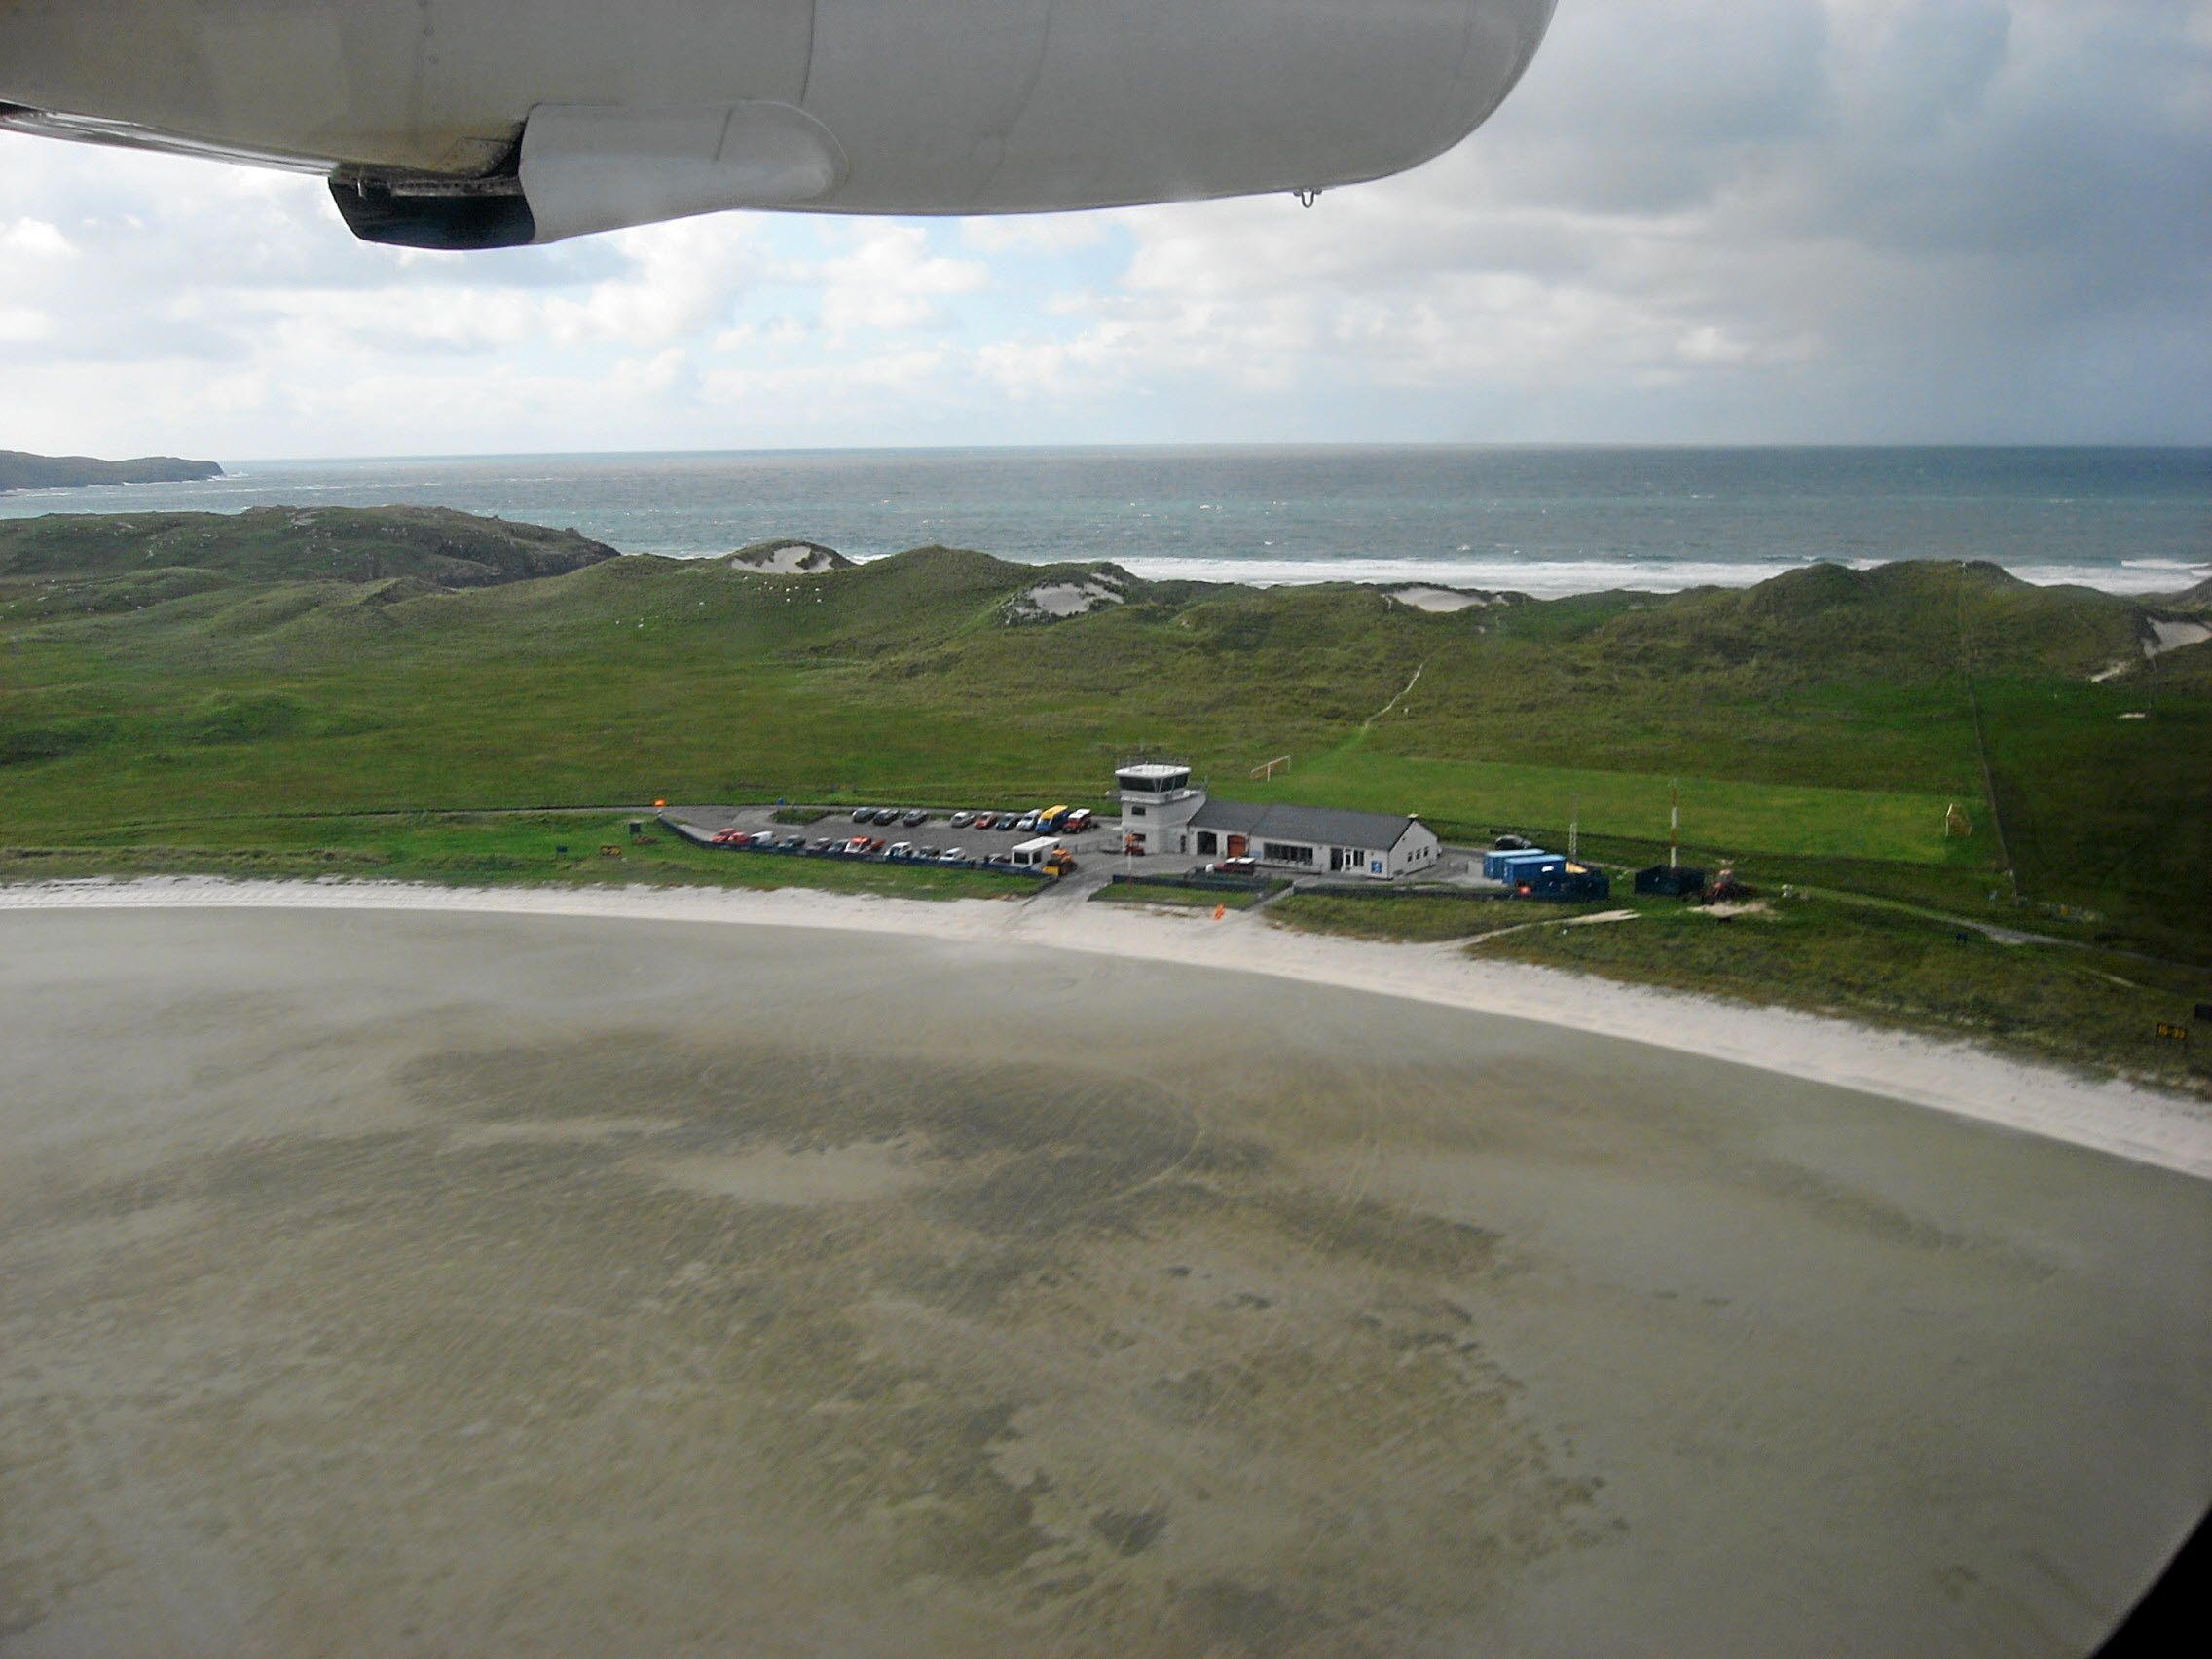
[4,445,2205,598]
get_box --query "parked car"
[970,812,997,830]
[886,841,914,859]
[903,808,929,828]
[709,827,745,844]
[803,836,832,853]
[1014,811,1041,832]
[940,848,967,864]
[1062,809,1094,833]
[949,811,974,829]
[775,835,805,850]
[851,807,875,823]
[867,806,897,826]
[1207,857,1260,876]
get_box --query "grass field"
[1268,891,1537,942]
[1464,896,2210,1096]
[0,811,1026,903]
[1091,880,1274,911]
[1244,746,1962,864]
[4,507,2206,985]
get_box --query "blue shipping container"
[1500,854,1569,888]
[1485,848,1557,882]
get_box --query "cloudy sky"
[3,0,2208,460]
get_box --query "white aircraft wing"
[0,1,1558,246]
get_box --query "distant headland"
[0,450,225,494]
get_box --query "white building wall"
[1386,824,1442,877]
[1119,785,1206,853]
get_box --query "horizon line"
[187,439,2212,467]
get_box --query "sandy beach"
[4,897,2207,1658]
[2,875,2205,1179]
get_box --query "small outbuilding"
[1009,836,1063,869]
[1635,866,1709,898]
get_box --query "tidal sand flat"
[2,909,2206,1657]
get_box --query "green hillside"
[0,449,223,492]
[2,508,2205,965]
[0,505,616,589]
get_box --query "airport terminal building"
[1116,764,1440,879]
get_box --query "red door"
[1227,834,1248,858]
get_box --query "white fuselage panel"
[0,0,1559,237]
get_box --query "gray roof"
[1190,797,1428,850]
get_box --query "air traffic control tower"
[1116,762,1205,855]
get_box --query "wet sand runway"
[2,907,2207,1656]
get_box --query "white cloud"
[810,225,989,339]
[959,216,1109,255]
[2,218,75,258]
[0,0,2204,454]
